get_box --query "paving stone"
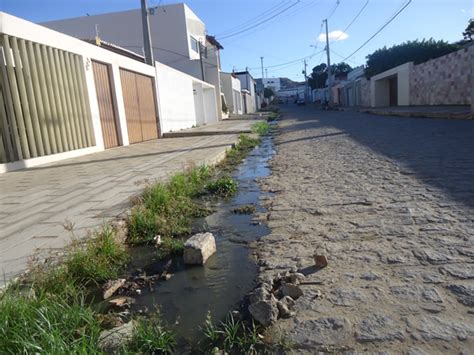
[356,313,405,343]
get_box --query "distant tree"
[263,87,274,98]
[365,39,461,78]
[463,18,474,41]
[308,62,352,89]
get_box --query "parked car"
[296,99,306,106]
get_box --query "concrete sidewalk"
[337,105,472,120]
[0,119,258,287]
[162,115,267,138]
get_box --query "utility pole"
[324,19,332,107]
[265,68,268,78]
[303,59,308,102]
[260,56,264,79]
[199,42,205,81]
[140,0,154,65]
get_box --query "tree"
[365,39,460,78]
[308,62,352,89]
[463,18,473,41]
[263,87,274,98]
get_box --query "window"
[190,36,199,53]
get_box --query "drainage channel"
[124,135,275,350]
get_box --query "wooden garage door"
[92,61,120,149]
[120,69,159,144]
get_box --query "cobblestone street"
[257,106,474,353]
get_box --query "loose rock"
[280,283,303,300]
[249,298,279,326]
[103,278,126,299]
[98,321,135,352]
[184,232,216,265]
[313,254,328,268]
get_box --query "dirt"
[256,107,474,353]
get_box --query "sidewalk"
[0,119,259,287]
[337,105,472,120]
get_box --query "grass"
[127,313,176,354]
[156,237,185,259]
[127,165,213,245]
[201,313,262,354]
[0,288,102,354]
[218,134,260,174]
[207,176,238,197]
[0,224,129,353]
[251,121,270,135]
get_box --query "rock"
[108,297,134,308]
[288,317,352,347]
[356,313,405,343]
[248,298,279,326]
[103,278,126,299]
[284,272,305,284]
[280,283,303,300]
[184,232,216,265]
[161,273,173,281]
[439,264,474,280]
[329,288,365,306]
[277,300,294,318]
[417,316,474,341]
[249,286,271,304]
[313,254,328,268]
[446,284,474,307]
[281,295,296,309]
[360,271,380,281]
[98,321,135,352]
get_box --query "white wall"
[370,62,412,107]
[221,72,242,114]
[155,61,197,132]
[203,88,218,124]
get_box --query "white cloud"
[317,30,348,42]
[461,7,474,15]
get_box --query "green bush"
[251,121,270,135]
[207,176,238,197]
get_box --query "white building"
[42,3,225,119]
[0,11,217,173]
[220,72,242,115]
[234,71,258,113]
[261,77,281,93]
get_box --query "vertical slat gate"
[0,34,95,164]
[92,61,120,149]
[120,68,159,144]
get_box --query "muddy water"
[127,136,274,347]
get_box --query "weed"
[201,313,263,354]
[157,237,185,259]
[0,286,101,354]
[232,204,256,214]
[218,134,260,173]
[251,121,270,135]
[128,165,212,245]
[207,176,238,197]
[64,225,129,286]
[128,313,176,354]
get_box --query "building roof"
[206,35,224,50]
[82,37,146,62]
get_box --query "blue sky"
[1,0,472,81]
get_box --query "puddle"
[125,135,275,349]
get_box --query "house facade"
[220,72,242,115]
[42,3,225,119]
[234,71,258,113]
[0,11,218,173]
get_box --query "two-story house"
[42,3,225,119]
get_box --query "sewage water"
[126,135,275,348]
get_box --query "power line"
[339,0,412,62]
[331,0,370,44]
[217,1,300,40]
[214,1,288,37]
[326,0,341,20]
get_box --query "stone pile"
[248,271,305,326]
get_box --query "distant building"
[262,77,281,93]
[234,71,257,113]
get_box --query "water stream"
[125,135,275,349]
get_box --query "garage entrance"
[120,69,159,144]
[92,61,120,149]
